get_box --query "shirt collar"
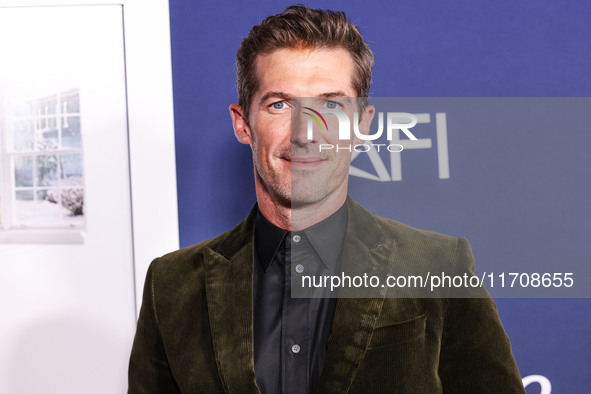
[255,202,348,271]
[255,208,288,272]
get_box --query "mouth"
[285,156,326,168]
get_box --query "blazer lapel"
[203,208,261,394]
[315,197,397,394]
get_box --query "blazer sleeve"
[128,259,181,394]
[438,237,526,393]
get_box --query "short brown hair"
[236,5,374,119]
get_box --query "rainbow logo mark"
[303,107,328,131]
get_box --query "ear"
[229,104,253,146]
[354,105,375,142]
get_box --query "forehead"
[252,47,356,99]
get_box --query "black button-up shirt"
[253,203,348,394]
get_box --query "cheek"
[324,117,341,142]
[251,132,282,168]
[253,114,291,144]
[338,152,353,169]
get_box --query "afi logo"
[350,112,450,182]
[522,375,551,394]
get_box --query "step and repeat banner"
[169,1,591,392]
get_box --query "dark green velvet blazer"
[129,197,525,393]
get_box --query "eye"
[271,101,287,110]
[326,100,338,109]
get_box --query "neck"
[256,183,348,231]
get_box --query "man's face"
[231,47,372,208]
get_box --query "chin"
[289,187,329,208]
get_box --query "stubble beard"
[253,143,337,208]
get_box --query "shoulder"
[348,196,464,258]
[374,213,472,261]
[147,205,257,288]
[152,229,229,270]
[346,198,476,293]
[374,213,459,247]
[376,213,474,272]
[139,208,257,326]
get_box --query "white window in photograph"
[1,86,85,230]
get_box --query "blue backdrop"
[168,0,591,392]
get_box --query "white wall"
[0,2,178,393]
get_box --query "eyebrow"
[318,92,354,105]
[259,91,293,103]
[318,91,349,98]
[259,91,353,103]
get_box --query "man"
[129,5,525,393]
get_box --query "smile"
[286,157,326,168]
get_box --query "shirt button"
[295,264,304,274]
[292,234,301,243]
[291,344,301,354]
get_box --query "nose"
[291,110,317,146]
